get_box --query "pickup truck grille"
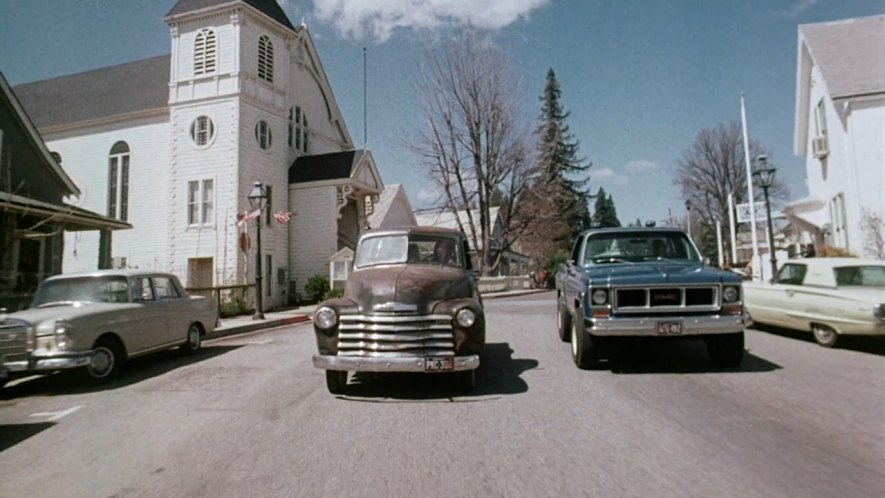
[614,286,719,313]
[337,314,455,357]
[0,318,30,361]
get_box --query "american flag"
[274,210,293,224]
[236,209,262,228]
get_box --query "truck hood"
[582,261,742,286]
[345,266,474,314]
[8,302,140,326]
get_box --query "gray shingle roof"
[13,56,170,129]
[800,15,885,99]
[166,0,295,31]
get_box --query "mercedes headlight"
[314,307,338,329]
[723,286,740,303]
[455,308,476,328]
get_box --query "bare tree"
[674,121,789,263]
[410,29,535,275]
[860,209,885,259]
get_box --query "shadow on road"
[0,421,55,453]
[0,345,242,400]
[751,323,885,356]
[338,342,538,401]
[605,339,782,375]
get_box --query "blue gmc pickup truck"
[554,227,745,369]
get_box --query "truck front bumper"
[586,314,743,337]
[313,354,479,372]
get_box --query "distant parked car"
[743,258,885,347]
[0,270,218,387]
[312,226,485,394]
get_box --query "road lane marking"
[29,406,83,421]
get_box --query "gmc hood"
[583,262,742,286]
[345,266,474,314]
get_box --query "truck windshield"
[354,234,463,268]
[582,232,701,264]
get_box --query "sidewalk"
[209,288,550,340]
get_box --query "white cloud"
[781,0,818,17]
[625,160,658,175]
[308,0,550,42]
[593,167,629,186]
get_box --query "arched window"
[108,141,130,221]
[258,35,274,83]
[294,106,309,153]
[255,120,272,150]
[190,115,216,147]
[194,28,217,75]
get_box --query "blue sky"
[1,0,883,226]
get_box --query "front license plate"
[657,321,683,335]
[424,357,455,372]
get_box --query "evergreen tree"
[520,68,592,269]
[592,188,621,227]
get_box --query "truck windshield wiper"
[592,257,632,264]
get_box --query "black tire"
[706,332,745,368]
[812,325,839,348]
[455,369,476,392]
[87,337,125,382]
[570,316,601,370]
[325,370,347,394]
[557,301,572,342]
[181,323,202,355]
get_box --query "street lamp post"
[752,156,778,280]
[685,199,692,240]
[248,181,267,320]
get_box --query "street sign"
[735,201,767,223]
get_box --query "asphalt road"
[1,292,884,497]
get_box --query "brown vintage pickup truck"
[312,226,485,394]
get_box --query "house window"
[187,179,214,225]
[194,28,217,75]
[258,35,274,83]
[294,106,309,153]
[265,254,272,296]
[830,193,848,249]
[288,107,293,147]
[264,185,273,226]
[255,120,272,150]
[108,141,130,221]
[814,99,828,137]
[190,116,215,146]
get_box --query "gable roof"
[289,149,382,193]
[367,184,417,229]
[166,0,295,31]
[415,207,502,250]
[799,15,885,100]
[13,56,170,130]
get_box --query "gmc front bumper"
[586,314,744,337]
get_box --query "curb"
[208,314,311,340]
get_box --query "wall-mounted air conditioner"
[812,136,829,159]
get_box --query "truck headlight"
[314,307,338,330]
[723,286,740,303]
[455,308,476,328]
[591,289,608,305]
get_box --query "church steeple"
[166,0,296,31]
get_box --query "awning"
[782,195,826,229]
[0,192,132,231]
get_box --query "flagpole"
[741,93,760,281]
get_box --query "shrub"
[305,274,330,303]
[818,245,858,258]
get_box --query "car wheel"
[557,301,572,342]
[706,332,745,368]
[87,338,124,382]
[455,369,476,392]
[570,316,600,370]
[812,325,839,348]
[181,323,202,355]
[325,370,347,394]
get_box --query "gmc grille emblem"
[653,292,679,302]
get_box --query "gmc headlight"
[591,289,608,305]
[455,308,476,328]
[874,304,885,321]
[314,307,338,329]
[723,286,740,303]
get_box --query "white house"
[12,0,395,308]
[788,15,885,258]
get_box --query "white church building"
[13,0,393,309]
